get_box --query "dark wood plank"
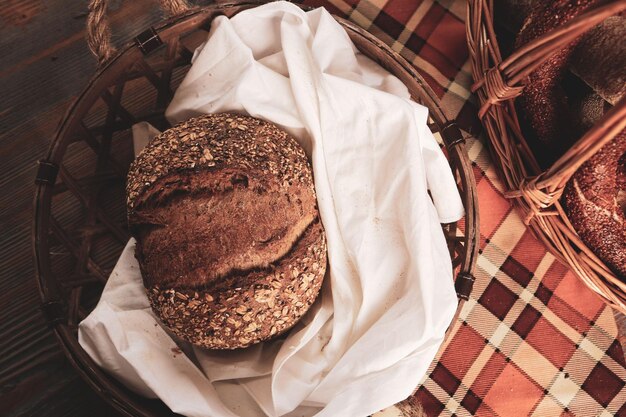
[0,356,117,416]
[1,1,624,416]
[0,0,200,415]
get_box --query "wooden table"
[1,1,624,416]
[0,1,193,415]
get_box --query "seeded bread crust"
[148,220,326,349]
[563,131,626,278]
[126,113,314,212]
[126,113,327,349]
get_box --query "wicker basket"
[467,0,626,312]
[33,1,479,415]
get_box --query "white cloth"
[79,2,464,416]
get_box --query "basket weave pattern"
[33,1,479,415]
[467,0,626,312]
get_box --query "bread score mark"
[131,168,319,288]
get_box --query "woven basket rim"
[33,2,479,416]
[466,0,626,312]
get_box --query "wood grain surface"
[1,1,624,416]
[0,1,204,415]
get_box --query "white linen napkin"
[79,2,464,416]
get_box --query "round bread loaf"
[126,113,327,349]
[514,0,600,167]
[563,131,626,278]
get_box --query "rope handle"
[471,0,626,116]
[87,0,191,65]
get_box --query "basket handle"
[540,96,626,192]
[472,0,626,118]
[505,97,626,209]
[87,0,191,66]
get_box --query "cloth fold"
[79,2,464,416]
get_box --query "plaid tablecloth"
[301,0,626,416]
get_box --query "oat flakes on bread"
[126,113,327,349]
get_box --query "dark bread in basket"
[126,113,327,349]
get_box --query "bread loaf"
[126,113,327,349]
[570,16,626,106]
[514,0,600,167]
[563,131,626,279]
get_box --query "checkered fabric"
[300,1,626,416]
